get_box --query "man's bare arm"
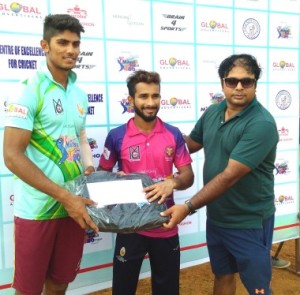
[3,126,98,232]
[183,135,203,154]
[161,159,251,228]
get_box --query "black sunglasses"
[223,77,256,89]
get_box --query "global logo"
[275,90,292,110]
[161,97,191,109]
[10,2,22,13]
[169,57,177,67]
[275,195,294,204]
[159,58,190,69]
[209,20,216,29]
[170,97,177,106]
[201,21,229,31]
[279,60,285,68]
[243,18,260,40]
[278,195,285,203]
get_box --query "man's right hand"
[160,204,190,229]
[62,194,99,232]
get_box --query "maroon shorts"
[12,216,85,295]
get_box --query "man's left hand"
[144,179,175,204]
[84,165,95,176]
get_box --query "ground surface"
[88,238,300,295]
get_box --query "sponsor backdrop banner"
[0,0,299,293]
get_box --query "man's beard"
[133,105,159,122]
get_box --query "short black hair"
[126,70,161,97]
[218,54,262,81]
[43,14,85,42]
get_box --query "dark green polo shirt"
[190,98,278,228]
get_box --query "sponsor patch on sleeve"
[6,103,28,119]
[103,147,111,160]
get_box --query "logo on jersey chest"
[165,146,174,157]
[53,98,64,114]
[129,146,140,161]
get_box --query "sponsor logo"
[277,26,291,39]
[278,126,289,136]
[277,126,293,143]
[67,5,87,18]
[243,18,260,39]
[272,60,295,71]
[6,103,28,118]
[200,20,229,32]
[0,2,43,18]
[75,52,96,70]
[88,94,104,103]
[85,231,102,244]
[120,98,134,114]
[160,97,192,109]
[53,98,63,114]
[210,92,224,104]
[275,90,292,110]
[66,5,95,27]
[275,195,294,205]
[129,146,141,161]
[88,106,95,115]
[88,138,98,150]
[77,103,85,115]
[55,135,80,164]
[159,57,191,69]
[275,160,290,175]
[117,53,139,72]
[103,147,111,160]
[112,14,144,26]
[87,94,104,115]
[161,14,187,31]
[165,146,174,158]
[116,247,127,262]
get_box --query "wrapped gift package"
[65,171,170,233]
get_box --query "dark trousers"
[112,233,180,295]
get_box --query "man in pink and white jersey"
[98,70,194,295]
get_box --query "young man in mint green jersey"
[4,14,98,295]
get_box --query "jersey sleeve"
[190,114,205,145]
[99,130,119,170]
[5,82,38,131]
[230,120,278,169]
[173,129,192,169]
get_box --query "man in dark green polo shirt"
[160,54,278,295]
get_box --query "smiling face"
[41,30,81,73]
[222,66,257,110]
[129,82,161,123]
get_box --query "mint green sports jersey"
[5,63,88,220]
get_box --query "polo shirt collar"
[218,97,258,118]
[127,117,164,136]
[39,60,77,85]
